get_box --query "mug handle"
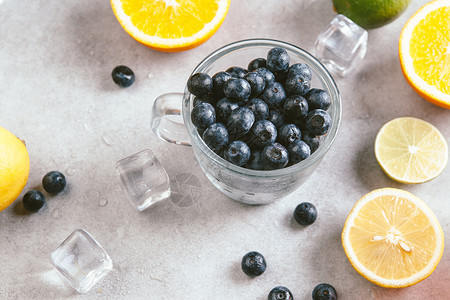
[150,92,192,146]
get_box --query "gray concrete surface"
[1,0,449,299]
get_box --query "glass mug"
[151,39,341,205]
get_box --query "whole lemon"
[332,0,412,29]
[0,127,30,212]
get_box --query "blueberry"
[223,78,252,103]
[288,139,311,164]
[244,72,266,98]
[304,109,332,136]
[283,95,309,121]
[22,190,45,212]
[261,82,287,109]
[241,251,266,277]
[248,58,267,72]
[187,73,213,97]
[191,102,216,130]
[224,140,251,166]
[287,63,312,81]
[212,71,232,99]
[245,149,264,170]
[273,70,288,85]
[261,142,289,170]
[267,47,290,73]
[268,109,285,128]
[302,134,320,154]
[112,65,135,88]
[285,74,310,96]
[215,97,239,123]
[202,123,229,152]
[268,286,294,300]
[312,283,337,300]
[225,66,247,79]
[294,202,317,226]
[306,88,331,111]
[227,107,255,139]
[193,94,218,107]
[255,68,276,86]
[245,98,269,121]
[250,120,277,148]
[42,171,66,194]
[278,124,301,147]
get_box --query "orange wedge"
[111,0,231,52]
[399,0,450,108]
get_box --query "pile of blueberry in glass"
[188,47,332,170]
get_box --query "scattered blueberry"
[278,124,301,147]
[224,141,251,166]
[288,63,312,81]
[42,171,66,194]
[202,123,229,152]
[241,251,267,277]
[304,109,332,136]
[255,68,276,86]
[302,134,320,154]
[187,73,213,97]
[23,190,45,212]
[268,286,294,300]
[245,149,264,170]
[261,142,289,170]
[248,58,267,72]
[226,66,247,79]
[212,71,232,99]
[261,82,287,109]
[268,109,285,128]
[245,98,269,121]
[294,202,317,226]
[227,107,255,139]
[191,102,216,130]
[288,139,311,164]
[312,283,337,300]
[285,74,310,96]
[223,78,252,103]
[306,88,331,111]
[250,120,277,148]
[112,65,135,88]
[244,72,266,98]
[267,47,290,73]
[283,95,309,122]
[216,97,239,122]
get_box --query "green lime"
[332,0,412,29]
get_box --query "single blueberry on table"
[268,286,294,300]
[288,139,311,164]
[288,63,312,81]
[187,72,213,97]
[248,57,267,72]
[304,109,332,136]
[215,97,239,123]
[268,109,285,128]
[224,140,251,166]
[302,134,321,154]
[241,251,267,277]
[227,107,255,139]
[294,202,317,226]
[312,283,337,300]
[261,142,289,170]
[191,102,216,130]
[202,123,229,152]
[278,123,301,147]
[267,47,290,73]
[112,65,135,88]
[225,66,247,79]
[212,71,232,99]
[23,190,45,212]
[306,88,331,111]
[250,120,277,148]
[285,74,311,96]
[223,78,252,103]
[255,67,276,86]
[261,82,287,109]
[244,72,266,98]
[283,95,309,122]
[245,149,264,170]
[42,171,67,194]
[245,98,269,121]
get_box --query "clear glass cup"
[151,39,342,205]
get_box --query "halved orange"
[399,0,450,108]
[111,0,231,52]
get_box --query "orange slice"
[342,188,444,288]
[111,0,231,52]
[399,0,450,108]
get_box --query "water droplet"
[98,198,108,207]
[71,154,77,159]
[66,166,76,176]
[174,228,180,234]
[102,135,113,146]
[89,50,95,56]
[84,123,91,131]
[147,72,154,79]
[51,208,62,219]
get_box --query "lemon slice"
[111,0,231,52]
[399,0,450,108]
[342,188,444,288]
[374,117,448,184]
